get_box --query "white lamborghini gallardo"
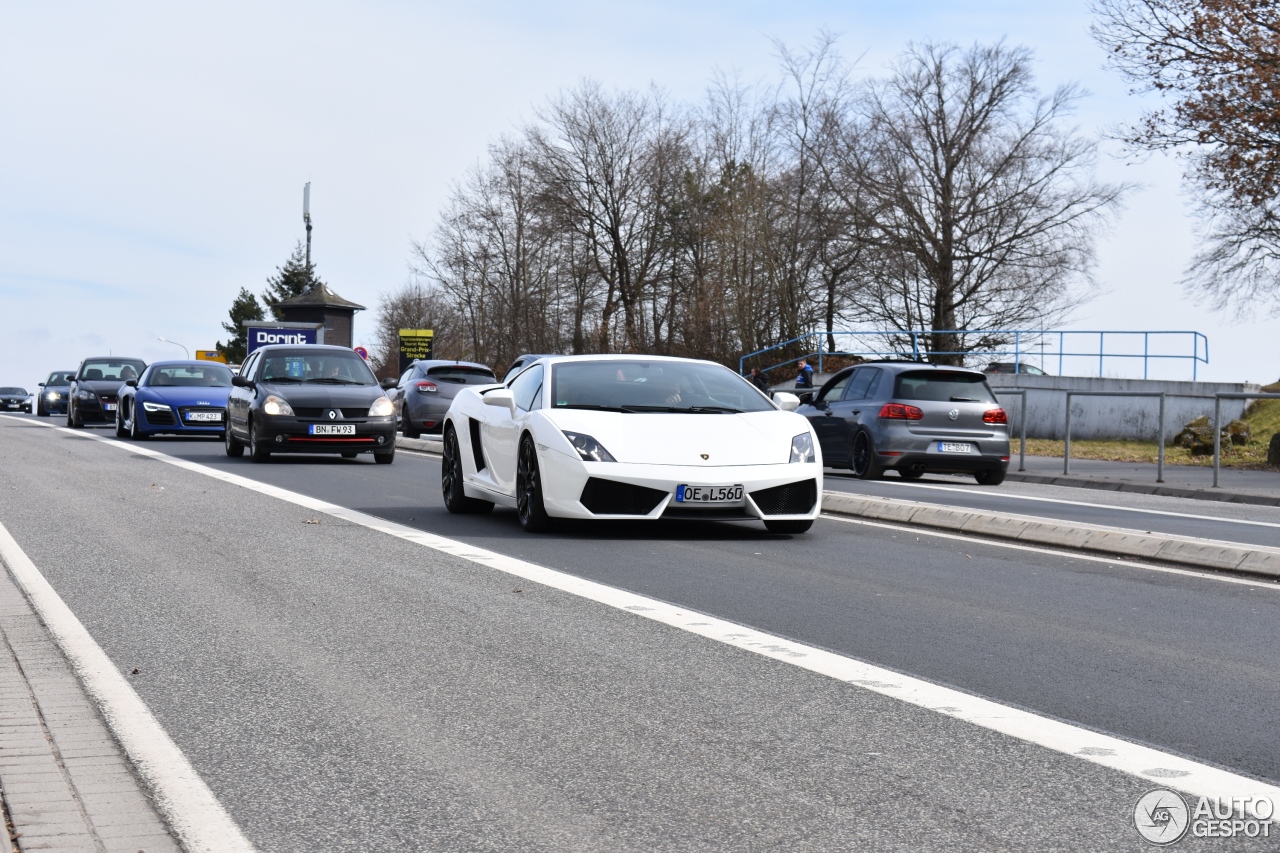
[440,355,822,533]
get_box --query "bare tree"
[369,278,461,378]
[832,42,1127,363]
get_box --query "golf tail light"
[878,403,924,420]
[563,432,616,463]
[263,395,295,416]
[983,408,1008,424]
[368,396,395,417]
[789,432,815,463]
[414,381,438,394]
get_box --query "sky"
[0,0,1271,395]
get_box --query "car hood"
[543,408,812,466]
[140,387,231,406]
[258,383,386,407]
[74,380,128,396]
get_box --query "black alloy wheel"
[441,426,493,514]
[515,435,553,532]
[374,443,395,465]
[249,420,272,463]
[67,402,82,429]
[35,397,44,417]
[851,431,884,480]
[974,468,1006,486]
[224,422,244,457]
[764,519,814,534]
[115,407,128,438]
[129,406,146,440]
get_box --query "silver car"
[394,360,497,437]
[795,361,1011,485]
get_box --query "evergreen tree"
[262,239,325,319]
[215,287,265,364]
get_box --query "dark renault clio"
[225,345,398,464]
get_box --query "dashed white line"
[18,415,1280,807]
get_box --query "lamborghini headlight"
[263,395,295,416]
[789,432,815,463]
[563,432,616,463]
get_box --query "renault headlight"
[368,396,394,417]
[263,395,295,416]
[563,432,616,462]
[142,401,171,413]
[789,432,815,463]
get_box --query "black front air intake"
[750,479,817,515]
[579,478,667,516]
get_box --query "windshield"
[79,360,146,382]
[46,372,74,385]
[894,371,997,403]
[549,360,773,413]
[146,365,233,388]
[426,366,496,384]
[0,388,26,395]
[260,351,377,385]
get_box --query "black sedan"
[0,387,31,414]
[225,345,397,463]
[67,358,147,427]
[35,370,75,416]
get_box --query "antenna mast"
[303,182,312,272]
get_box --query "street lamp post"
[157,337,189,359]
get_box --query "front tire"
[129,406,146,440]
[224,423,244,457]
[249,420,272,463]
[975,468,1006,486]
[851,431,884,480]
[374,444,395,465]
[68,403,82,429]
[401,408,421,439]
[115,408,128,438]
[764,519,814,534]
[516,435,553,532]
[441,425,493,514]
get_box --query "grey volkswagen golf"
[795,361,1011,484]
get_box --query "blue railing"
[739,329,1210,381]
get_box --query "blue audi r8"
[116,361,233,439]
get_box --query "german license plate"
[675,484,744,504]
[938,442,972,453]
[104,403,116,411]
[186,411,222,422]
[309,424,355,436]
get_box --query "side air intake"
[579,478,667,516]
[468,417,486,472]
[750,479,817,515]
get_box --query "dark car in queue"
[116,361,234,440]
[984,362,1048,376]
[794,361,1011,485]
[501,353,557,384]
[67,357,146,428]
[225,345,398,464]
[35,371,74,416]
[393,359,497,437]
[0,387,31,414]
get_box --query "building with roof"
[271,284,365,349]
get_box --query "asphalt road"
[2,416,1279,850]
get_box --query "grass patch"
[1024,397,1280,470]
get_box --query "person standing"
[794,359,814,389]
[748,367,770,393]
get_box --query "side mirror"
[231,375,251,388]
[125,379,137,388]
[774,391,801,412]
[380,377,398,390]
[484,389,516,414]
[38,382,45,387]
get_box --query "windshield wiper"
[554,403,627,412]
[950,396,980,402]
[618,405,743,414]
[307,377,363,385]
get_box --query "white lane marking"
[827,477,1280,530]
[24,417,1280,804]
[0,524,257,853]
[819,514,1280,592]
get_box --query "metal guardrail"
[1064,391,1168,483]
[1213,393,1280,488]
[991,389,1027,472]
[741,329,1210,381]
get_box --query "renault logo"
[328,409,338,420]
[700,453,709,460]
[948,409,960,420]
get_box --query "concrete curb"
[821,491,1280,580]
[397,436,443,455]
[1004,472,1280,507]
